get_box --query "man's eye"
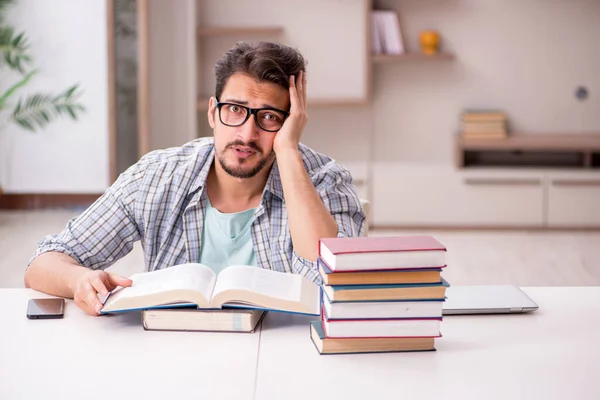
[263,113,281,123]
[228,105,242,113]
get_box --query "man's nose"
[237,114,261,142]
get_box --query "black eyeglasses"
[215,100,289,132]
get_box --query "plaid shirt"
[31,138,366,284]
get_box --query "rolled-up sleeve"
[28,167,142,271]
[291,164,367,283]
[319,166,367,238]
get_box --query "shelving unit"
[455,134,600,169]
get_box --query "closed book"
[322,312,442,338]
[142,308,266,333]
[323,291,444,320]
[461,111,507,122]
[310,321,436,355]
[319,236,446,272]
[323,278,449,302]
[462,121,506,130]
[318,258,442,286]
[461,132,508,139]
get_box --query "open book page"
[210,265,320,315]
[102,263,217,312]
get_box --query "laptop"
[442,285,539,315]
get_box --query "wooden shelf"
[373,52,455,63]
[457,134,600,151]
[456,133,600,169]
[197,26,284,37]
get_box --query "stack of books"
[461,110,508,139]
[310,235,448,355]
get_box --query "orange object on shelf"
[419,30,441,55]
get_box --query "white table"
[0,289,260,400]
[254,287,600,400]
[2,288,599,400]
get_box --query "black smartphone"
[27,298,65,319]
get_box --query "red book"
[319,236,446,272]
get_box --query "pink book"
[319,236,447,272]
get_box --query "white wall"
[302,0,600,166]
[1,0,109,193]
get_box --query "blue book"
[100,263,321,316]
[310,321,436,355]
[323,277,450,302]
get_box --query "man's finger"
[74,296,97,317]
[90,274,109,297]
[298,70,306,108]
[301,70,307,107]
[107,272,133,288]
[83,281,103,315]
[289,75,299,110]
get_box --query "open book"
[101,263,321,316]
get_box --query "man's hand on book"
[73,270,132,316]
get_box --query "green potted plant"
[0,0,85,195]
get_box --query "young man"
[25,41,366,316]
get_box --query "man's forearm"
[276,148,338,261]
[25,252,90,298]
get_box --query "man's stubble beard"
[217,140,275,179]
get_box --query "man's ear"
[207,97,216,129]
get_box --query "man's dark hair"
[214,41,306,100]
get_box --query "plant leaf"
[10,85,86,131]
[0,69,37,110]
[0,26,31,73]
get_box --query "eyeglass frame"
[214,99,290,132]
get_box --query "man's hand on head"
[273,70,307,154]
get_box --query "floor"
[1,210,599,288]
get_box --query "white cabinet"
[546,172,600,227]
[197,0,368,103]
[371,164,545,227]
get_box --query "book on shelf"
[371,10,405,55]
[100,263,321,316]
[321,310,442,338]
[461,116,508,138]
[461,132,508,140]
[323,292,444,320]
[318,235,447,272]
[322,278,449,302]
[318,258,443,286]
[142,308,266,333]
[310,321,436,355]
[461,110,507,122]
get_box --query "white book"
[385,11,405,54]
[323,294,444,320]
[101,263,321,316]
[372,10,404,55]
[370,12,383,54]
[322,317,442,338]
[142,308,266,333]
